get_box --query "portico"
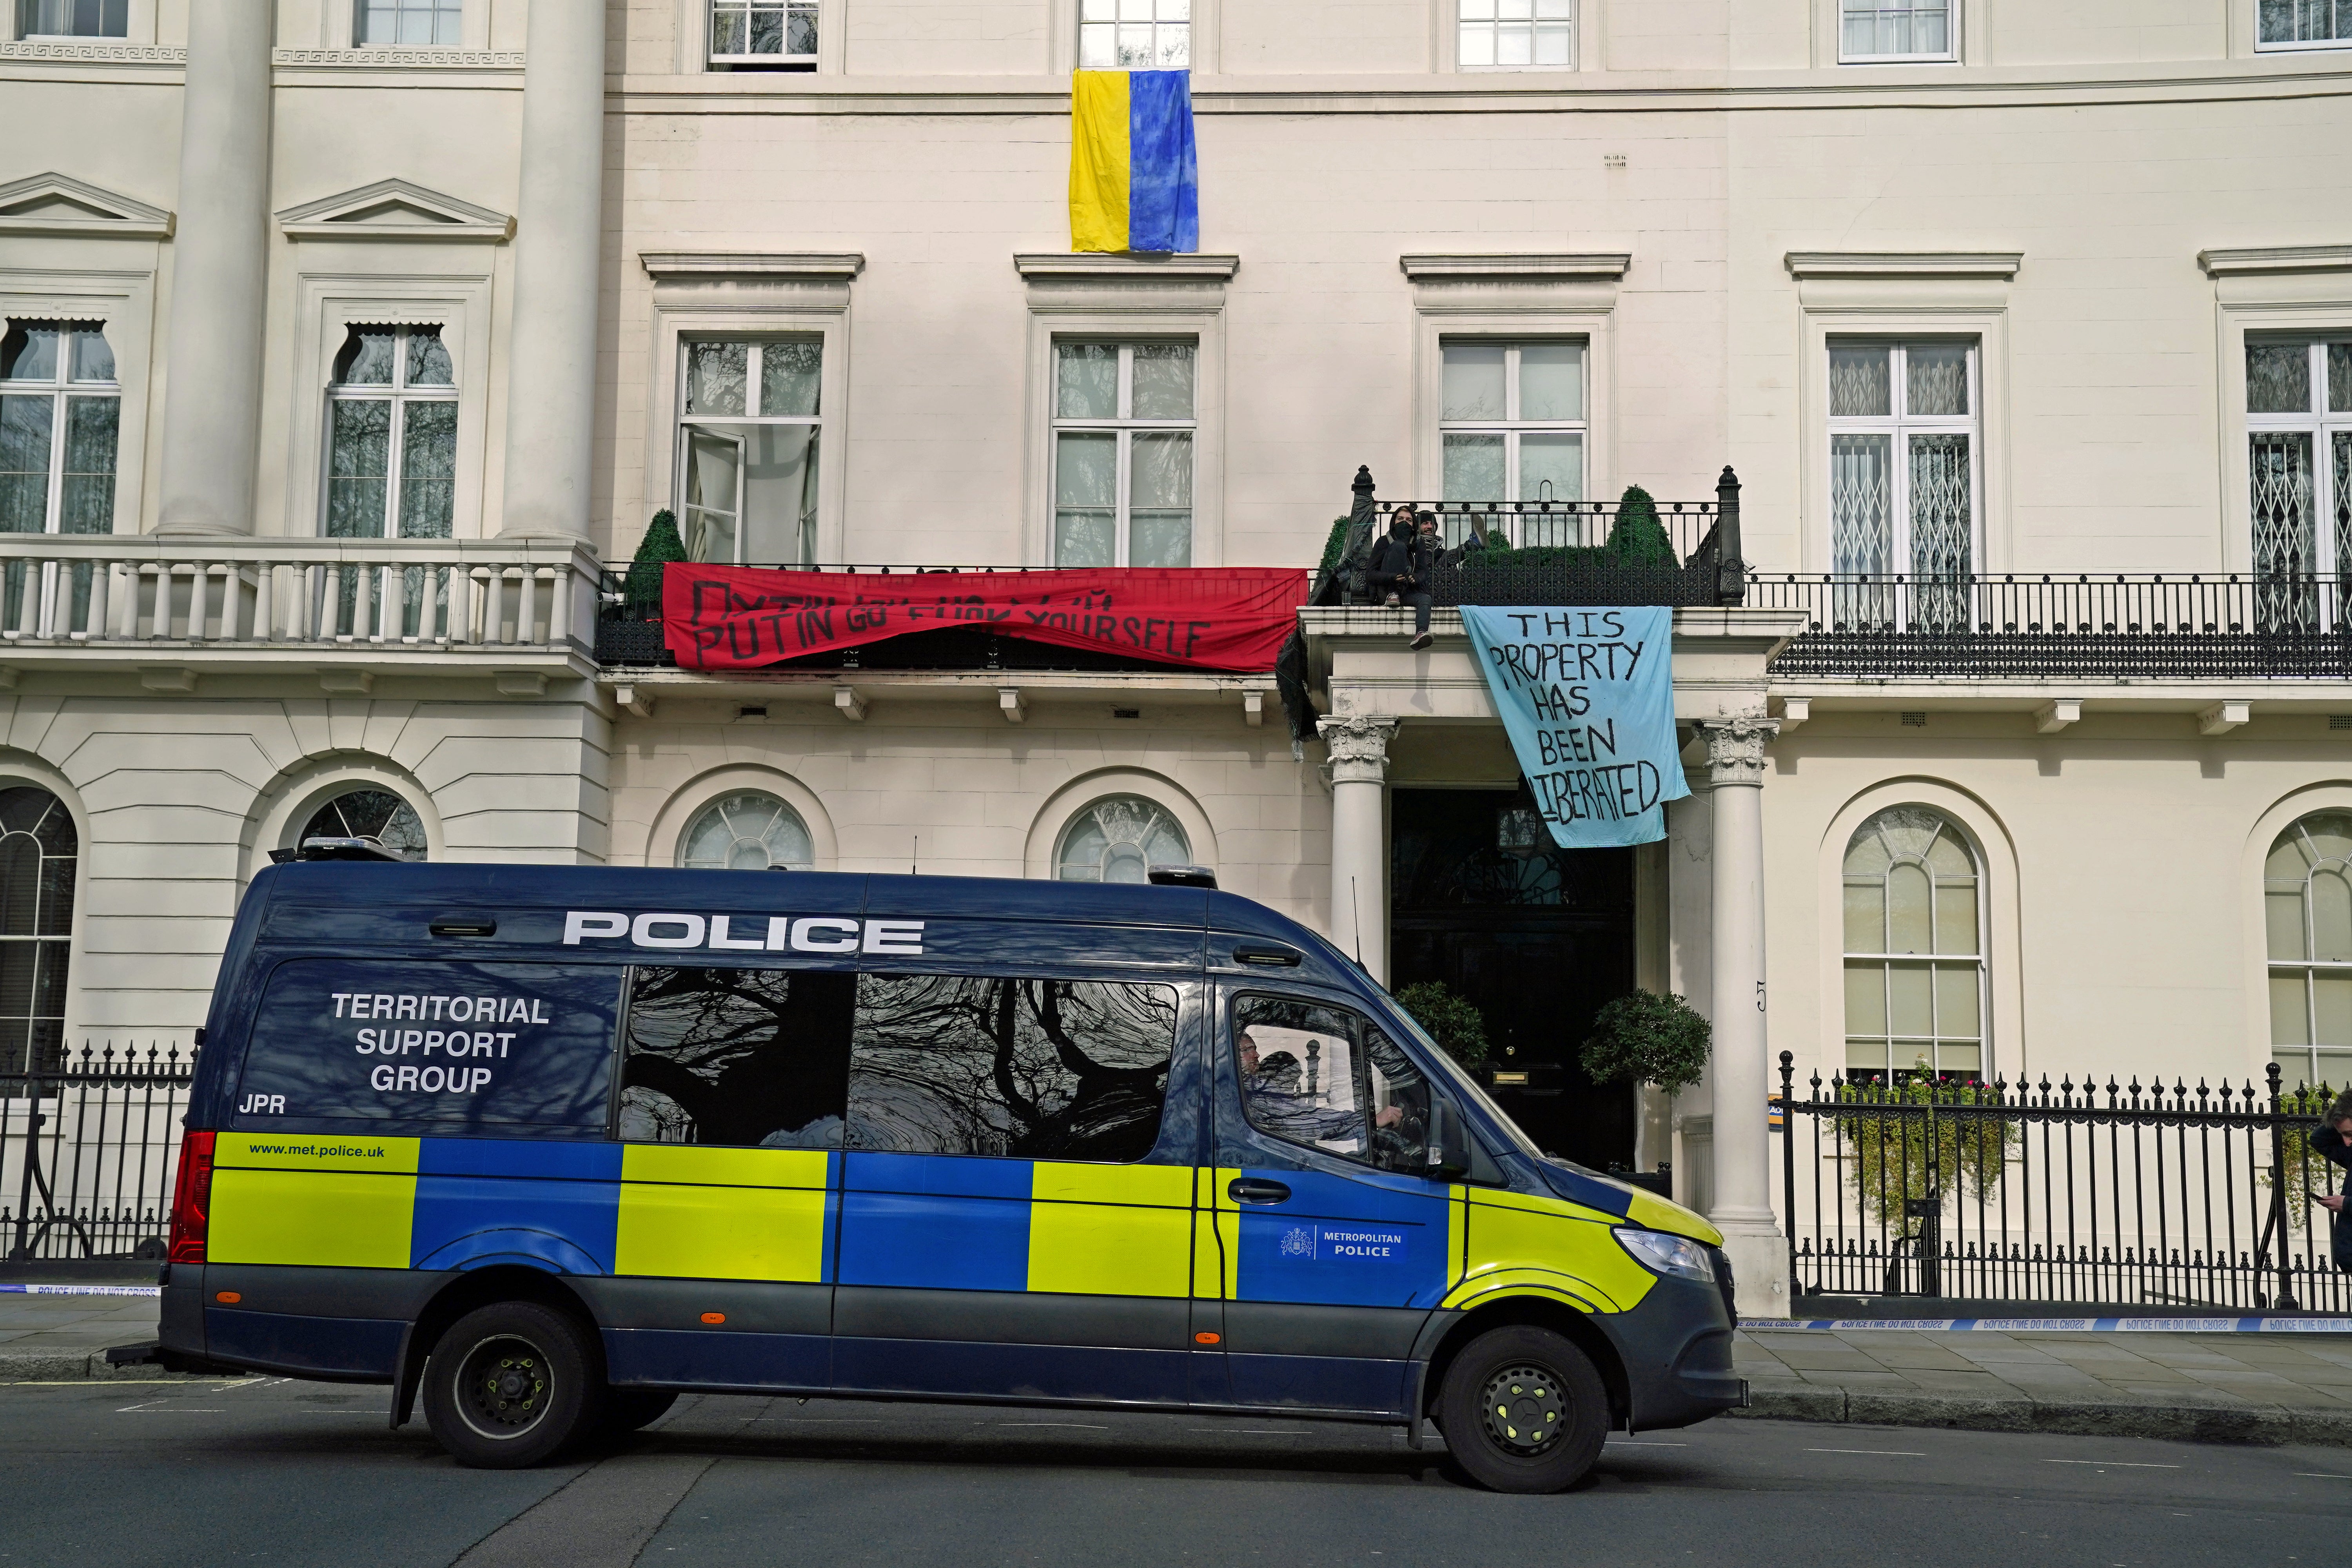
[1300,604,1805,1317]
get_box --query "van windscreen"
[233,959,622,1131]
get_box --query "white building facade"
[7,0,2352,1306]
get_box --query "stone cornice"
[1785,251,2023,280]
[2198,244,2352,276]
[272,47,523,68]
[0,39,182,62]
[640,251,867,281]
[0,171,173,240]
[1401,253,1630,283]
[276,178,514,242]
[1015,253,1240,285]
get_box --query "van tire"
[602,1388,679,1436]
[421,1301,606,1469]
[1432,1325,1608,1494]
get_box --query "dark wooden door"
[1389,788,1637,1172]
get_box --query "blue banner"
[1460,606,1688,848]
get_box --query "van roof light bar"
[1147,864,1217,889]
[266,836,406,865]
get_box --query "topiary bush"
[1580,990,1710,1096]
[1602,484,1675,564]
[626,509,688,616]
[1396,980,1491,1070]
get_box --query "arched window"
[679,791,814,871]
[2264,811,2352,1090]
[0,786,75,1074]
[298,788,427,861]
[1055,794,1191,884]
[1842,805,1984,1080]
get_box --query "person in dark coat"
[2310,1088,2352,1271]
[1367,503,1439,649]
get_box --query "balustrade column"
[154,0,274,537]
[1702,715,1788,1318]
[496,0,607,541]
[1319,714,1396,985]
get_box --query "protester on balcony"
[2312,1089,2352,1271]
[1368,504,1438,651]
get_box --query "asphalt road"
[4,1376,2348,1568]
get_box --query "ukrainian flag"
[1069,70,1199,255]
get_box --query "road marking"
[1806,1448,1925,1456]
[2040,1459,2181,1469]
[115,1405,225,1412]
[2296,1473,2352,1479]
[1610,1441,1688,1447]
[995,1421,1109,1430]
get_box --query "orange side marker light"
[215,1291,241,1304]
[1194,1331,1220,1345]
[701,1311,726,1325]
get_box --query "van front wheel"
[1434,1325,1609,1494]
[422,1301,606,1469]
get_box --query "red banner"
[663,565,1308,672]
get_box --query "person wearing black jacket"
[1367,504,1439,649]
[2312,1089,2352,1271]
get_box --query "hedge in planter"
[1579,989,1710,1096]
[1396,980,1491,1070]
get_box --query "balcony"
[0,535,599,684]
[1757,574,2352,681]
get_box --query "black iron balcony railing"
[1758,573,2352,680]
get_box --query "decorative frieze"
[0,40,184,61]
[271,48,524,67]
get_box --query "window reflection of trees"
[845,976,1176,1161]
[619,966,855,1148]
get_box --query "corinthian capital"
[1702,717,1780,786]
[1318,714,1397,784]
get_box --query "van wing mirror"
[1429,1100,1473,1180]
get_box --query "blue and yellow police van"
[159,859,1743,1492]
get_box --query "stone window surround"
[1788,251,2017,576]
[0,267,156,535]
[1814,779,2022,1088]
[643,764,838,871]
[637,252,861,568]
[1016,254,1233,569]
[2201,248,2352,577]
[280,272,493,539]
[1402,253,1626,508]
[1021,767,1218,884]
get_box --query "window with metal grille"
[2246,337,2352,634]
[1826,339,1978,632]
[1842,806,1985,1081]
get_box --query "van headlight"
[1614,1228,1715,1282]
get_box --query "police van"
[158,860,1743,1493]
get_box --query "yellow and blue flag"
[1069,70,1198,255]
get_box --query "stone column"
[154,0,274,536]
[1319,715,1396,984]
[497,0,607,540]
[1701,716,1786,1318]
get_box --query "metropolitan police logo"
[1279,1225,1313,1259]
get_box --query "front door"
[1205,988,1458,1416]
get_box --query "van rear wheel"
[1434,1325,1609,1494]
[423,1301,605,1469]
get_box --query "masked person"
[2312,1088,2352,1272]
[1367,503,1438,651]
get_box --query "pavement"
[3,1383,2347,1568]
[11,1287,2352,1449]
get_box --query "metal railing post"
[1714,465,1745,606]
[2269,1062,2298,1310]
[1780,1050,1798,1301]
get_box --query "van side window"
[1363,1026,1432,1174]
[618,966,854,1148]
[234,959,621,1131]
[844,976,1177,1162]
[1234,995,1370,1157]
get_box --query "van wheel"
[1433,1325,1609,1494]
[422,1301,606,1469]
[602,1388,679,1436]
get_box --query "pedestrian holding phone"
[2310,1088,2352,1272]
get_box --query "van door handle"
[1229,1178,1291,1205]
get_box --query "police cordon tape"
[0,1284,161,1296]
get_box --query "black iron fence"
[1778,1055,2348,1311]
[2,1042,193,1263]
[1757,573,2352,679]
